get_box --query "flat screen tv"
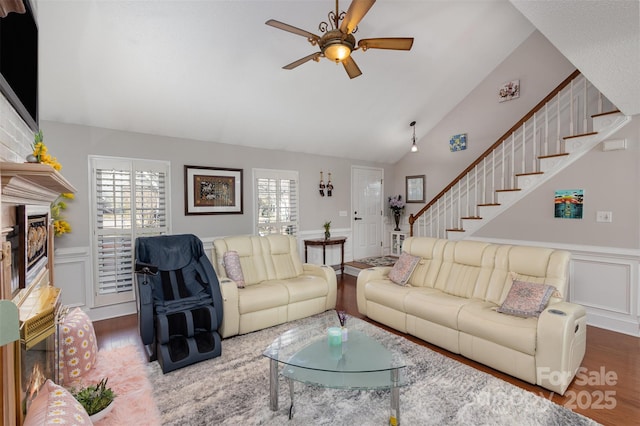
[0,0,38,131]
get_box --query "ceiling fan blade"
[340,0,376,34]
[342,56,363,79]
[265,19,320,43]
[283,52,322,70]
[358,37,414,51]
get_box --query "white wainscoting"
[474,237,640,337]
[56,236,639,336]
[54,246,137,322]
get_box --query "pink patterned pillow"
[23,379,91,425]
[497,280,555,318]
[388,252,421,286]
[223,250,245,288]
[59,308,98,385]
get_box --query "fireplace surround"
[1,161,76,425]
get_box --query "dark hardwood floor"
[94,274,639,425]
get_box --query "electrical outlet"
[596,211,613,223]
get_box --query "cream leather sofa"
[211,235,337,338]
[357,237,586,394]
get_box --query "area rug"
[355,255,398,267]
[67,345,161,425]
[146,311,598,425]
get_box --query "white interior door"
[351,166,383,260]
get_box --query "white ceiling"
[35,1,638,164]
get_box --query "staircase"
[409,70,632,240]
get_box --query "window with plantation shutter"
[254,169,298,236]
[90,156,170,307]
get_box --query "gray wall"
[41,121,394,249]
[390,30,640,250]
[391,31,576,212]
[475,119,639,248]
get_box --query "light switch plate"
[596,211,612,223]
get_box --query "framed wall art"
[184,165,243,215]
[406,175,425,203]
[554,189,583,219]
[449,133,467,152]
[498,79,520,102]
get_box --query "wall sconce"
[410,121,418,153]
[319,171,334,197]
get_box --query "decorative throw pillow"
[388,252,421,286]
[497,280,556,318]
[223,250,245,288]
[23,379,91,425]
[59,307,98,385]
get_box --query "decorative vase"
[324,230,330,240]
[393,212,401,231]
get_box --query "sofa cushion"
[497,280,555,318]
[363,279,419,312]
[23,379,91,426]
[237,282,289,314]
[223,250,245,288]
[58,307,98,385]
[264,235,304,280]
[404,289,472,329]
[278,275,329,303]
[458,301,537,355]
[388,252,421,285]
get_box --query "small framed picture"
[450,134,467,152]
[498,79,520,102]
[184,165,243,215]
[406,175,425,203]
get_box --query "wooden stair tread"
[515,171,544,177]
[461,216,482,220]
[496,188,521,193]
[477,203,500,207]
[539,153,569,159]
[592,109,620,118]
[564,131,597,140]
[446,228,465,232]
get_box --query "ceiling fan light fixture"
[320,30,356,63]
[324,43,352,62]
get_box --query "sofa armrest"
[303,263,337,310]
[218,279,240,338]
[536,301,587,394]
[356,266,392,316]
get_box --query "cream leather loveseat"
[357,237,586,394]
[211,234,337,338]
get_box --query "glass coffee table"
[263,323,409,425]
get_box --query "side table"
[304,237,347,275]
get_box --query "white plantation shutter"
[90,156,170,307]
[254,169,298,236]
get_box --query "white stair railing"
[410,71,617,238]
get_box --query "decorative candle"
[327,327,342,346]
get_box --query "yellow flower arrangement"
[51,193,74,237]
[32,130,62,171]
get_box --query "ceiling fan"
[265,0,414,79]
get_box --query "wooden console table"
[304,237,347,275]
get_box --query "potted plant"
[323,221,331,240]
[388,195,405,231]
[72,377,116,421]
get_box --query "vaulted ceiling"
[36,1,639,164]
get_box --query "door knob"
[354,217,363,221]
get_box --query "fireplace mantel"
[1,162,77,205]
